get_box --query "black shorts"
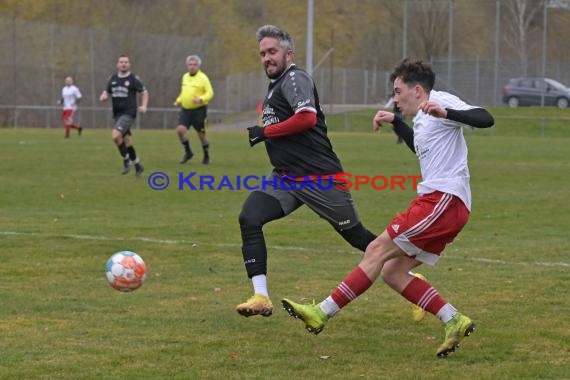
[114,114,134,136]
[257,172,361,231]
[178,106,208,132]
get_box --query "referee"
[174,55,215,165]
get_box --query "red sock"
[331,266,373,309]
[70,124,79,129]
[401,277,447,315]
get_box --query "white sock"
[436,303,457,323]
[319,296,340,317]
[252,275,268,297]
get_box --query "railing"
[0,105,228,129]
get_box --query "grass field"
[1,109,569,379]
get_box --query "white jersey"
[412,90,476,211]
[61,85,82,110]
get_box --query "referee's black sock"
[181,138,192,154]
[202,143,210,158]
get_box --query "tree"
[502,0,546,76]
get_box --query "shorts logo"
[392,224,400,233]
[338,219,351,226]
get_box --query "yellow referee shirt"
[175,70,214,110]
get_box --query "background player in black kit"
[99,54,148,177]
[235,25,377,318]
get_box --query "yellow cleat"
[236,294,273,317]
[436,313,476,357]
[281,298,328,335]
[411,273,428,322]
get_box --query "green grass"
[327,106,570,138]
[0,113,569,379]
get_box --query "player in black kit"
[235,25,377,317]
[99,54,148,177]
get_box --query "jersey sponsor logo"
[392,224,400,233]
[112,86,129,98]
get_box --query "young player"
[282,59,495,357]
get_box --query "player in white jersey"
[60,76,82,138]
[282,59,494,358]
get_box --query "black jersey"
[261,65,343,177]
[105,73,146,119]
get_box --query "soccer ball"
[105,251,147,292]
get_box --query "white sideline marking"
[2,231,569,269]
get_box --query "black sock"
[182,139,191,154]
[202,143,209,158]
[118,143,128,159]
[127,145,139,164]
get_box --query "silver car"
[502,77,570,108]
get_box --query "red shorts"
[387,191,469,265]
[62,109,75,124]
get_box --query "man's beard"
[265,62,286,79]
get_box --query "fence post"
[364,70,368,104]
[342,69,347,104]
[225,77,230,114]
[475,56,480,105]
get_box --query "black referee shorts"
[177,106,208,132]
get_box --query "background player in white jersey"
[282,59,494,358]
[60,76,82,139]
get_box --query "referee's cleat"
[202,155,210,165]
[121,160,132,175]
[180,152,194,164]
[436,313,476,357]
[282,298,328,335]
[411,273,428,322]
[135,164,145,178]
[236,294,273,317]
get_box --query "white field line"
[2,231,569,269]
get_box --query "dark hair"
[389,59,435,92]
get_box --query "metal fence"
[0,105,228,130]
[1,15,570,129]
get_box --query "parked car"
[502,77,570,108]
